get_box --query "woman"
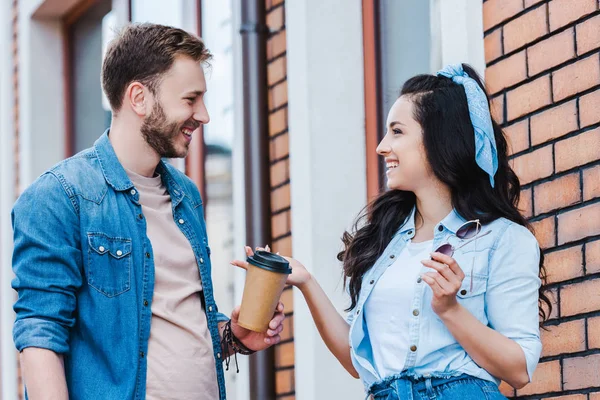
[234,64,551,399]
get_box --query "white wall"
[286,1,367,399]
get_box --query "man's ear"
[125,82,149,117]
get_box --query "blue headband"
[437,64,498,188]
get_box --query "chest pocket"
[87,233,132,297]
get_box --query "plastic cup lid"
[246,250,292,274]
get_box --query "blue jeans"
[368,374,507,400]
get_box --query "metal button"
[208,306,213,312]
[410,345,417,352]
[438,225,444,232]
[139,351,145,358]
[356,309,361,315]
[145,252,151,259]
[99,246,105,252]
[413,309,419,316]
[460,289,467,295]
[417,277,422,283]
[143,300,149,306]
[116,250,123,256]
[178,219,184,224]
[130,189,136,196]
[370,280,375,285]
[217,353,221,359]
[138,214,144,220]
[200,258,204,264]
[408,230,413,235]
[390,254,395,259]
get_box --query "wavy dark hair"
[338,64,552,324]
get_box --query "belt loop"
[425,377,436,400]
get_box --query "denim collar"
[93,130,186,205]
[398,206,468,236]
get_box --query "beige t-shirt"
[126,169,218,400]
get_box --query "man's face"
[140,56,209,158]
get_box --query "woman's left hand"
[421,252,465,317]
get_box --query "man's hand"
[230,302,285,351]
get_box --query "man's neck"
[108,117,160,178]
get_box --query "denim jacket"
[346,208,542,392]
[12,131,229,399]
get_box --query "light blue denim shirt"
[12,131,230,399]
[346,207,542,392]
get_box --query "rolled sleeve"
[485,223,542,381]
[11,173,83,354]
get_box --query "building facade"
[0,0,598,399]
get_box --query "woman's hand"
[230,246,313,290]
[420,252,465,317]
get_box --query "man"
[11,23,284,400]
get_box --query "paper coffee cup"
[238,250,291,332]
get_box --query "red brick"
[269,80,288,110]
[561,278,600,316]
[589,316,600,349]
[584,165,600,201]
[580,90,600,128]
[505,119,529,155]
[487,51,527,95]
[544,395,587,400]
[519,187,533,218]
[266,5,284,32]
[267,56,286,85]
[269,107,287,136]
[483,0,523,31]
[267,30,286,60]
[558,202,600,245]
[530,100,578,146]
[271,184,291,212]
[549,0,597,31]
[527,29,576,76]
[531,215,556,249]
[511,145,553,185]
[271,210,290,238]
[504,5,549,53]
[524,0,545,7]
[484,28,503,64]
[499,381,515,397]
[270,133,289,160]
[280,313,294,341]
[544,245,584,284]
[491,94,504,124]
[555,128,600,172]
[516,360,561,396]
[272,234,292,256]
[275,369,294,394]
[576,14,600,55]
[541,319,586,356]
[591,393,600,400]
[274,341,295,367]
[563,353,600,390]
[534,172,581,215]
[587,240,600,274]
[506,76,551,121]
[270,159,289,188]
[552,54,600,101]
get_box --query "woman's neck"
[413,184,453,242]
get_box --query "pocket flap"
[456,274,487,298]
[88,234,132,259]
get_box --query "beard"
[140,101,190,158]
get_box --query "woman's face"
[376,96,434,192]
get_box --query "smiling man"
[11,23,284,400]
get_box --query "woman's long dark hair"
[338,64,551,324]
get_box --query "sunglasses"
[432,219,492,293]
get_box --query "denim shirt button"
[138,214,143,220]
[178,219,185,224]
[116,250,122,256]
[356,309,361,315]
[412,309,419,316]
[417,277,422,283]
[217,353,221,359]
[99,246,105,252]
[143,300,149,307]
[390,254,395,259]
[460,289,467,295]
[438,225,444,232]
[139,351,145,358]
[410,345,417,352]
[145,252,151,259]
[200,258,205,264]
[208,306,213,312]
[130,189,136,196]
[369,280,375,285]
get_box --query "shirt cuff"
[13,318,70,354]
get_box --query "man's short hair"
[101,23,212,112]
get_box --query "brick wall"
[265,0,295,399]
[483,0,600,398]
